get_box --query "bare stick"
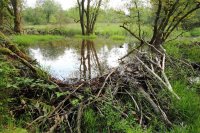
[96,69,116,97]
[125,89,140,112]
[135,56,180,99]
[138,86,172,125]
[77,103,84,133]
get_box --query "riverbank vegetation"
[11,35,64,46]
[0,0,200,133]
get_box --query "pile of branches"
[0,31,180,132]
[10,57,177,132]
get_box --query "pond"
[28,38,131,81]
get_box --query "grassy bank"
[23,23,200,42]
[10,35,64,46]
[165,37,200,62]
[164,36,200,132]
[24,23,126,37]
[24,23,153,39]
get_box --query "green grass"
[190,27,200,37]
[25,23,126,37]
[82,106,150,133]
[165,37,200,62]
[111,35,126,40]
[74,34,97,39]
[11,35,64,46]
[1,128,28,133]
[95,23,127,36]
[24,23,153,38]
[169,80,200,133]
[24,24,200,40]
[0,62,23,132]
[164,36,200,132]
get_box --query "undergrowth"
[165,38,200,132]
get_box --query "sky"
[25,0,127,10]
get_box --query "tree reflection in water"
[28,38,129,80]
[80,40,102,80]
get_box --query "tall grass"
[169,80,200,133]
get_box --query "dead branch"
[135,56,180,99]
[77,103,84,133]
[137,86,172,126]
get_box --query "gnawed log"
[0,31,32,61]
[0,47,41,76]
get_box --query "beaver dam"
[3,31,199,132]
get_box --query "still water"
[28,38,129,80]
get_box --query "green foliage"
[0,62,18,88]
[101,104,135,132]
[74,35,97,40]
[82,103,150,133]
[7,77,57,91]
[165,40,182,58]
[0,0,14,31]
[11,35,64,46]
[83,108,98,132]
[190,27,200,37]
[22,2,129,25]
[165,37,200,62]
[64,7,79,23]
[181,9,200,30]
[0,62,25,132]
[98,9,126,23]
[1,128,27,133]
[23,7,46,25]
[95,23,127,36]
[23,0,61,24]
[0,60,56,131]
[23,23,130,37]
[111,35,126,40]
[169,81,200,133]
[70,98,79,106]
[164,44,200,132]
[41,0,61,23]
[183,45,200,62]
[55,91,70,98]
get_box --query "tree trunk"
[11,0,22,34]
[86,0,90,35]
[77,0,102,36]
[90,0,102,34]
[80,0,85,35]
[46,13,50,23]
[77,0,85,35]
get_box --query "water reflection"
[29,38,128,80]
[80,40,102,80]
